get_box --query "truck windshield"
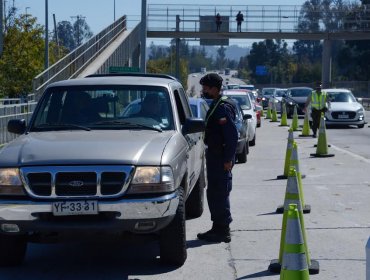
[30,85,174,132]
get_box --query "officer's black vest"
[204,96,236,151]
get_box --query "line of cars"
[260,86,366,128]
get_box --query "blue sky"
[14,0,308,32]
[13,0,308,46]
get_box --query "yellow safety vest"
[311,91,327,110]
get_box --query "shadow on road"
[236,270,275,279]
[186,238,221,249]
[0,233,180,280]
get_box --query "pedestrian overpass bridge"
[32,4,370,96]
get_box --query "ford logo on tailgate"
[69,181,84,187]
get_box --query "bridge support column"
[175,15,180,79]
[321,39,332,88]
[132,44,141,68]
[140,0,147,73]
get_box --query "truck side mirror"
[243,114,252,120]
[182,118,205,135]
[8,119,26,134]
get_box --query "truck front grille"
[21,166,134,199]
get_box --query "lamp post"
[44,0,49,69]
[0,0,3,56]
[140,0,147,73]
[114,0,116,21]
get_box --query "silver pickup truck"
[0,74,205,266]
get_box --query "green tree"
[0,14,44,97]
[147,55,188,89]
[215,46,226,70]
[72,16,93,47]
[57,21,76,51]
[148,42,168,60]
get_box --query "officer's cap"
[200,73,223,89]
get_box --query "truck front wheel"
[0,234,27,266]
[159,188,187,266]
[186,162,205,218]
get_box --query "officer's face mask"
[202,91,211,99]
[202,86,213,99]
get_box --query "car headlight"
[0,168,26,195]
[288,102,293,105]
[128,166,175,194]
[356,108,364,114]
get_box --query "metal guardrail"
[148,4,370,33]
[32,15,127,97]
[0,102,37,145]
[95,23,142,74]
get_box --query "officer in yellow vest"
[304,82,329,138]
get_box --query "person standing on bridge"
[197,73,238,243]
[236,11,244,32]
[215,13,222,32]
[304,82,330,138]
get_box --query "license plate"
[338,114,349,119]
[52,200,98,216]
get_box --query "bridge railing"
[148,4,370,33]
[95,22,142,74]
[32,15,127,97]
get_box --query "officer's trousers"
[311,108,325,135]
[205,151,233,226]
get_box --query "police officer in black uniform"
[197,73,238,243]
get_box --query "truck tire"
[237,142,247,163]
[160,188,187,266]
[249,133,256,146]
[186,162,205,219]
[0,234,27,266]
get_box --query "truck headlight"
[0,168,26,195]
[128,166,175,194]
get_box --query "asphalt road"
[325,112,370,159]
[1,113,370,280]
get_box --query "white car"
[324,89,366,128]
[223,90,257,146]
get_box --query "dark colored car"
[202,98,251,163]
[260,88,277,108]
[231,99,251,163]
[281,87,313,117]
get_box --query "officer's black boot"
[197,224,231,243]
